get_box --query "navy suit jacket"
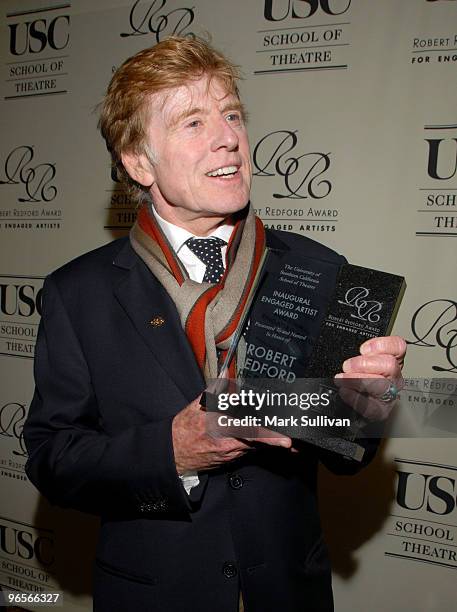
[24,229,377,612]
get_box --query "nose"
[210,116,239,152]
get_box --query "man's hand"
[334,335,407,421]
[172,396,292,474]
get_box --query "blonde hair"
[98,36,243,201]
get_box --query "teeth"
[206,166,237,177]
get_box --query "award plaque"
[207,248,406,461]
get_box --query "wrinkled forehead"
[146,75,239,127]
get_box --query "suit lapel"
[109,231,288,401]
[265,229,291,251]
[113,243,205,402]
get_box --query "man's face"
[128,76,252,233]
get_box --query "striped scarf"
[129,203,265,381]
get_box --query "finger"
[209,419,292,448]
[360,336,407,365]
[219,448,249,462]
[245,435,292,449]
[334,374,391,397]
[336,370,405,399]
[339,387,395,421]
[183,394,204,412]
[206,420,258,440]
[194,394,205,408]
[203,448,248,469]
[342,353,402,379]
[238,425,292,448]
[213,436,252,452]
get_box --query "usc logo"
[264,0,351,21]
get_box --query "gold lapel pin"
[149,316,165,328]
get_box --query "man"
[24,37,406,612]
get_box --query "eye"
[187,119,201,128]
[226,112,241,124]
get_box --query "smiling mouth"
[206,165,238,178]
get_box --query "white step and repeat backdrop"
[1,1,456,610]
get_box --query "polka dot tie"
[186,237,227,283]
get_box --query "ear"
[121,150,155,187]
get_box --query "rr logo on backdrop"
[121,0,195,40]
[0,402,27,458]
[407,299,457,373]
[252,130,332,199]
[264,0,351,21]
[0,145,56,203]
